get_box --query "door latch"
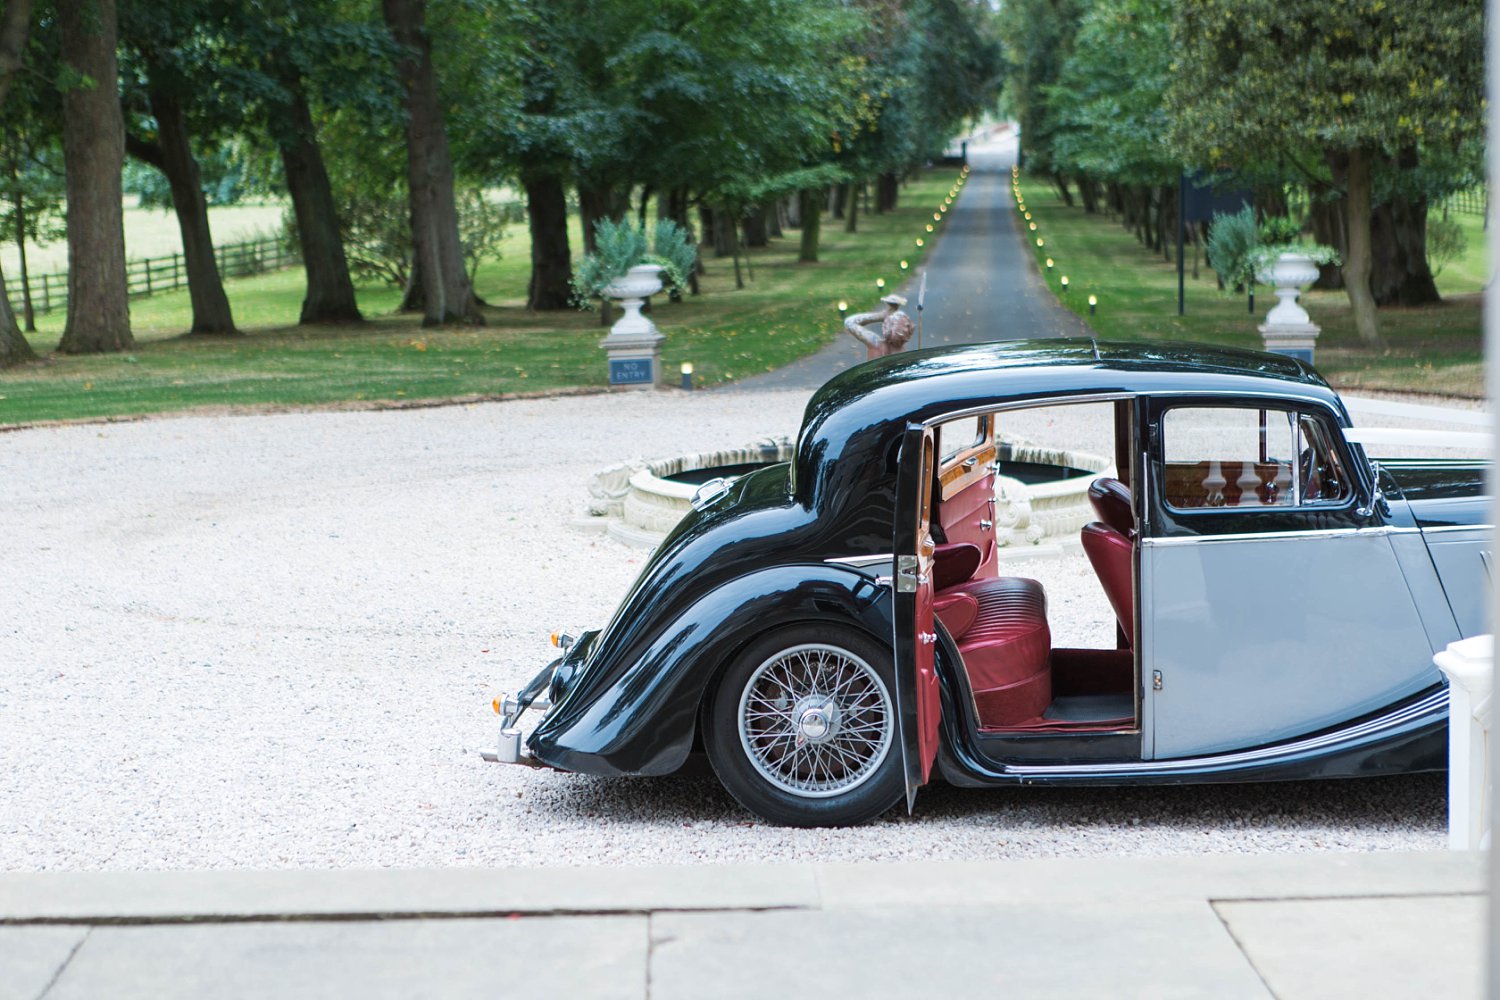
[1152,670,1163,692]
[896,555,925,593]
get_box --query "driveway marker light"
[681,361,694,391]
[1088,294,1097,315]
[875,278,886,290]
[838,300,849,318]
[933,212,942,221]
[926,224,935,232]
[915,238,925,248]
[1046,258,1054,270]
[1036,238,1045,247]
[900,260,910,271]
[1028,222,1037,231]
[1060,275,1069,292]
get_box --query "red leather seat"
[1088,477,1134,537]
[1082,523,1134,646]
[937,576,1051,728]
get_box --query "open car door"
[892,424,940,809]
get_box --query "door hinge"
[896,555,923,593]
[1152,670,1163,691]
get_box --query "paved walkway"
[1,851,1482,999]
[735,130,1091,391]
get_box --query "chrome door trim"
[825,553,895,567]
[1140,526,1395,547]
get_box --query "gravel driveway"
[0,388,1453,871]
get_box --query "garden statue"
[844,293,916,360]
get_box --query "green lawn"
[1014,174,1485,398]
[0,169,964,425]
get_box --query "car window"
[938,416,984,465]
[1160,406,1349,510]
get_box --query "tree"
[120,0,239,336]
[383,0,481,326]
[1166,0,1484,345]
[57,0,133,354]
[0,0,38,365]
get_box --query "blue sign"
[1265,346,1314,364]
[609,358,655,386]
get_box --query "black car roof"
[793,339,1343,501]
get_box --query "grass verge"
[0,169,961,425]
[1014,175,1485,398]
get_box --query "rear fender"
[528,564,893,776]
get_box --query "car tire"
[704,624,905,827]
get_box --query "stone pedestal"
[1258,322,1321,364]
[601,265,665,389]
[1435,634,1493,851]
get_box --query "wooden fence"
[23,236,298,316]
[1441,187,1486,218]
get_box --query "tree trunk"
[400,256,424,312]
[769,201,783,238]
[784,193,800,228]
[1369,147,1439,307]
[0,0,36,357]
[831,183,846,220]
[523,172,572,310]
[1337,148,1381,346]
[578,181,627,254]
[140,86,238,335]
[798,188,821,263]
[876,173,899,212]
[11,165,33,331]
[279,86,362,325]
[57,0,131,354]
[742,208,768,247]
[637,185,652,230]
[1309,191,1346,290]
[386,0,482,327]
[1077,175,1098,214]
[0,261,33,366]
[726,211,743,290]
[844,181,860,233]
[1052,173,1073,207]
[708,206,734,258]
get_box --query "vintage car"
[484,340,1490,826]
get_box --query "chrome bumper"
[478,657,561,765]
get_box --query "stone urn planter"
[1256,251,1322,364]
[600,264,666,389]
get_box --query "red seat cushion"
[1081,522,1134,646]
[939,576,1051,727]
[1088,478,1134,537]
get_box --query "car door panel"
[892,425,939,806]
[1141,398,1442,760]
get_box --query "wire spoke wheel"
[736,642,894,799]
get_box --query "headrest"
[1087,478,1133,536]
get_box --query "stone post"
[1434,634,1493,850]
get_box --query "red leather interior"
[938,576,1051,727]
[1087,477,1134,536]
[933,542,981,590]
[1081,523,1134,646]
[936,473,996,578]
[932,591,979,640]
